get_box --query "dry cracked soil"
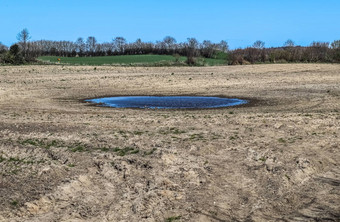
[0,64,339,221]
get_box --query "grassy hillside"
[38,55,226,66]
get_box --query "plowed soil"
[0,64,339,221]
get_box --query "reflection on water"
[85,96,248,109]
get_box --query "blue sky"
[1,0,339,49]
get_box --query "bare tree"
[113,37,126,54]
[86,37,97,56]
[100,42,114,56]
[252,40,265,49]
[185,38,200,64]
[133,38,143,54]
[0,42,8,53]
[331,40,340,62]
[308,42,330,62]
[331,40,340,49]
[163,36,177,53]
[113,37,127,54]
[187,38,199,49]
[310,42,329,48]
[17,28,31,57]
[75,37,85,55]
[218,40,229,52]
[284,39,295,47]
[201,40,215,58]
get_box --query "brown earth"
[0,64,339,222]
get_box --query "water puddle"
[85,96,248,109]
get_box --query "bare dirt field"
[0,64,339,222]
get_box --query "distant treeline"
[1,29,340,65]
[230,41,340,64]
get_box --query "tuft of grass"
[46,140,60,149]
[133,131,143,135]
[10,200,19,207]
[165,216,181,222]
[229,136,237,140]
[0,155,6,163]
[259,156,267,162]
[100,147,110,152]
[160,127,185,135]
[130,149,140,154]
[189,133,204,140]
[19,138,63,149]
[170,127,186,134]
[113,147,140,156]
[278,138,286,143]
[144,148,157,156]
[20,138,92,153]
[8,157,25,164]
[20,138,38,146]
[70,145,86,152]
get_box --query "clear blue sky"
[1,0,339,49]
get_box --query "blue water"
[85,96,247,109]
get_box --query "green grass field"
[38,55,226,66]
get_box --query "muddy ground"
[0,64,339,221]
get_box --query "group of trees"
[20,36,229,60]
[0,29,33,64]
[229,39,340,64]
[0,29,228,64]
[1,29,340,65]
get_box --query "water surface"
[86,96,247,109]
